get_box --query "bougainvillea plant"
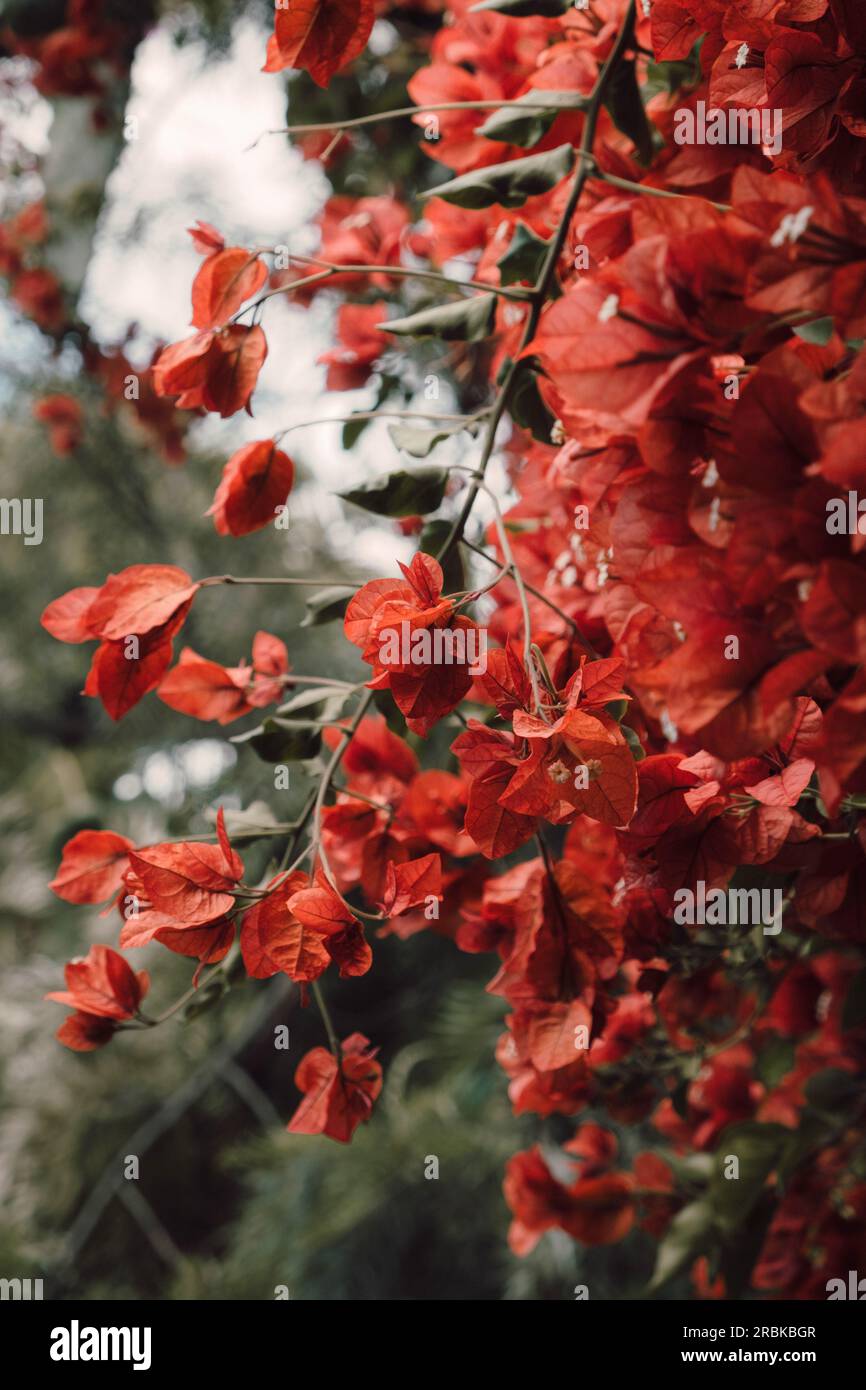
[41,0,866,1297]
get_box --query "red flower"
[190,247,267,330]
[207,440,295,537]
[50,829,134,905]
[122,808,243,938]
[240,872,330,983]
[287,1032,382,1142]
[504,1145,635,1255]
[46,945,149,1052]
[263,0,375,89]
[11,267,64,330]
[317,303,388,390]
[345,552,481,736]
[41,564,200,719]
[33,394,83,455]
[157,631,288,724]
[152,324,267,417]
[287,872,372,978]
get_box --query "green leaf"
[277,686,353,716]
[474,91,587,148]
[470,0,570,12]
[757,1036,796,1088]
[603,59,654,164]
[719,1191,775,1300]
[776,1114,827,1189]
[339,467,448,518]
[342,416,370,449]
[419,518,465,595]
[497,221,549,286]
[425,144,575,210]
[509,366,557,443]
[707,1122,788,1234]
[380,294,497,341]
[647,1201,715,1293]
[232,717,323,763]
[671,1074,691,1121]
[794,316,834,346]
[387,423,466,458]
[804,1067,864,1118]
[843,968,866,1032]
[622,723,646,761]
[644,49,702,99]
[300,586,354,628]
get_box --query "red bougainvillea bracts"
[39,0,866,1298]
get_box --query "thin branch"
[201,574,366,588]
[241,257,532,320]
[311,979,342,1061]
[250,98,589,144]
[273,408,488,443]
[117,1183,185,1270]
[594,167,731,213]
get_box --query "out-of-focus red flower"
[317,302,388,390]
[33,394,84,456]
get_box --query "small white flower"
[548,759,573,785]
[797,579,813,602]
[550,418,566,445]
[560,565,578,587]
[503,304,523,327]
[770,205,814,248]
[708,496,722,532]
[641,0,651,16]
[598,292,620,323]
[573,0,590,10]
[735,42,749,69]
[702,458,719,488]
[673,620,686,643]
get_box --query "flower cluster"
[39,0,866,1294]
